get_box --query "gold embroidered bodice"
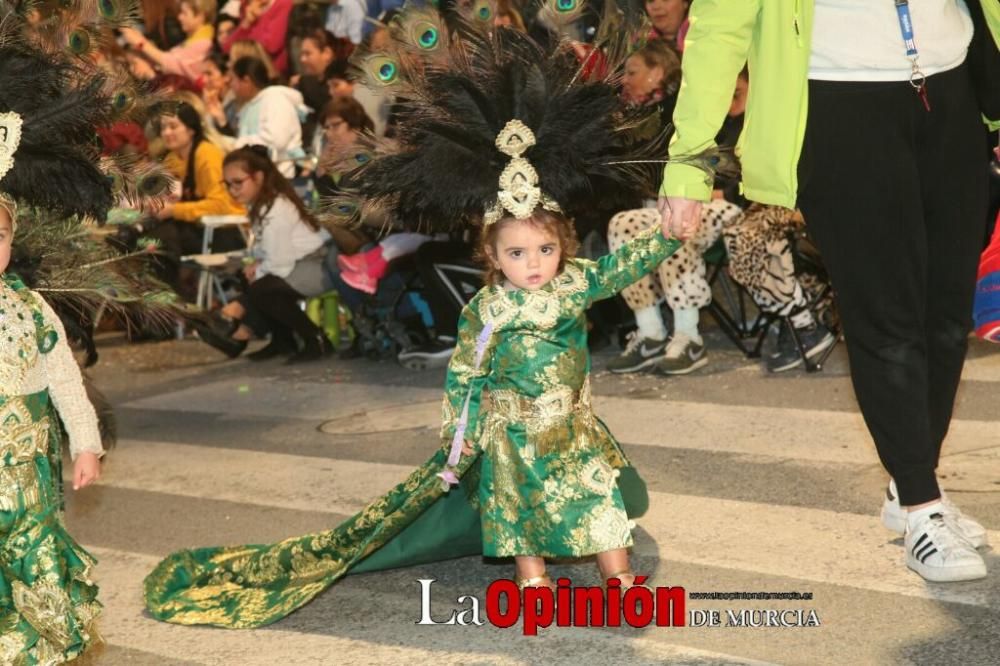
[441,225,680,450]
[0,278,103,460]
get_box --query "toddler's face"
[0,208,12,275]
[491,219,562,291]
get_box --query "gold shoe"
[515,573,554,590]
[599,568,652,589]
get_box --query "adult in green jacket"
[659,0,1000,208]
[660,0,998,584]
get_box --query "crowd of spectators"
[101,0,841,375]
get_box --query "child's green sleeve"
[439,298,494,449]
[582,225,682,305]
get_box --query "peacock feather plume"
[0,0,172,220]
[322,0,732,234]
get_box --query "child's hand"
[72,452,101,490]
[462,440,475,457]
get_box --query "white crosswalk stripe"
[123,379,1000,466]
[93,439,1000,611]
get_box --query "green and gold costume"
[0,275,103,664]
[144,227,679,629]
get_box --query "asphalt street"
[67,327,1000,666]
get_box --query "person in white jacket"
[230,56,307,178]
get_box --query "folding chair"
[704,231,841,373]
[181,215,251,310]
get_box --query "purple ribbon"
[437,322,493,488]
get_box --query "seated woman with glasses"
[195,146,335,363]
[315,98,434,296]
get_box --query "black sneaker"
[398,336,456,370]
[654,333,708,375]
[766,322,836,373]
[607,331,669,374]
[247,329,297,361]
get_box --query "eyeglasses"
[223,176,249,191]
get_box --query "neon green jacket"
[660,0,1000,208]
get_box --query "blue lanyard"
[894,0,919,58]
[894,0,929,104]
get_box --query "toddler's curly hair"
[476,209,580,286]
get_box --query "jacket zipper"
[794,0,803,47]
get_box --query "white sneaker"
[880,479,988,549]
[905,512,987,582]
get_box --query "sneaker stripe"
[911,533,928,555]
[919,547,938,564]
[914,541,935,560]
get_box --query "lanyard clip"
[908,57,926,91]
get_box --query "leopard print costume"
[607,201,833,323]
[722,204,810,316]
[607,200,742,311]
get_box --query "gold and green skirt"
[478,387,635,558]
[0,391,101,664]
[144,430,648,629]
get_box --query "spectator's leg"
[652,201,733,375]
[604,209,669,373]
[248,275,330,361]
[607,209,665,335]
[730,211,836,372]
[657,200,735,337]
[916,69,988,466]
[380,232,433,261]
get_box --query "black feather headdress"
[0,0,169,221]
[324,0,730,233]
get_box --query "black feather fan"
[0,0,164,221]
[324,1,711,233]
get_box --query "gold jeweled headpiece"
[0,112,23,226]
[483,119,563,226]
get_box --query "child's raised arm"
[582,224,683,305]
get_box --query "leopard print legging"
[721,203,812,316]
[607,202,814,316]
[607,200,742,311]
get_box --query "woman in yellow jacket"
[661,0,1000,584]
[149,102,246,292]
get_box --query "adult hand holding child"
[657,195,702,240]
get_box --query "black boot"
[247,328,297,361]
[286,333,334,364]
[191,318,247,358]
